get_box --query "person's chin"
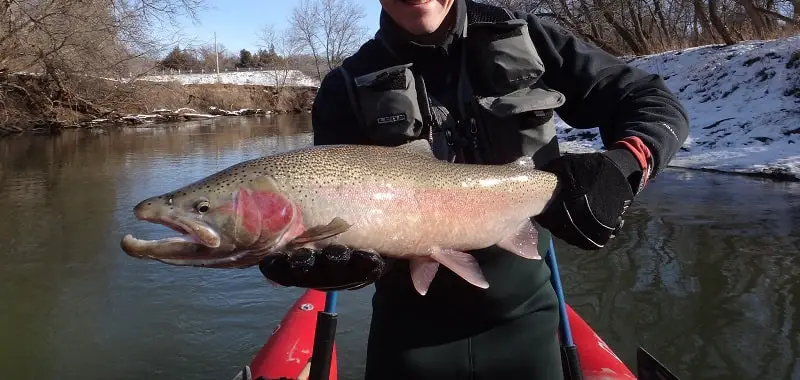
[384,0,449,35]
[402,21,440,35]
[391,0,445,18]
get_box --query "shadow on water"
[0,114,798,380]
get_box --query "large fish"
[120,140,560,295]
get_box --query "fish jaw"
[120,185,305,268]
[120,196,229,263]
[133,198,222,247]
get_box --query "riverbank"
[0,73,317,135]
[558,35,800,180]
[4,36,798,180]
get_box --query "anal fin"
[496,219,542,260]
[430,248,489,290]
[409,259,439,296]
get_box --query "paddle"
[637,347,681,380]
[545,238,584,380]
[308,291,339,380]
[547,237,681,380]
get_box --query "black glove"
[258,245,389,291]
[534,148,644,250]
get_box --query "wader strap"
[455,3,517,165]
[413,74,434,140]
[336,66,367,132]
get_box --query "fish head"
[120,168,302,268]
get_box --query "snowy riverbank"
[558,35,800,180]
[136,37,800,180]
[138,69,321,88]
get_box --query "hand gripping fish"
[120,140,561,295]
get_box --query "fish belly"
[295,184,535,258]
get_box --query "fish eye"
[195,200,210,214]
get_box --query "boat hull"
[247,290,338,380]
[565,304,636,379]
[244,289,635,380]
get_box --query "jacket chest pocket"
[353,64,425,146]
[466,19,546,97]
[472,86,566,166]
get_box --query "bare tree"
[289,0,324,80]
[257,25,303,88]
[0,0,205,130]
[478,0,799,56]
[288,0,369,80]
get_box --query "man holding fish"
[121,0,689,378]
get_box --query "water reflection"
[559,169,800,380]
[0,115,314,380]
[0,115,798,380]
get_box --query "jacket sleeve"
[518,13,690,179]
[311,68,371,146]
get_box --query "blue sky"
[171,0,384,54]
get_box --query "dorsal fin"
[396,139,435,157]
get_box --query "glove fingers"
[320,244,353,263]
[258,253,301,287]
[258,245,388,291]
[287,248,315,269]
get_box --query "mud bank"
[0,73,317,136]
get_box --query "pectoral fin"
[287,217,352,248]
[430,248,489,290]
[409,259,440,296]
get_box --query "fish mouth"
[120,214,229,264]
[120,214,274,269]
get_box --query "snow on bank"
[557,35,800,180]
[132,38,800,179]
[137,70,321,88]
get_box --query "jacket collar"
[376,0,467,61]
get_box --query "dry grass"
[73,77,317,115]
[0,74,317,134]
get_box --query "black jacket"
[310,0,689,323]
[313,1,689,176]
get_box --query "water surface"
[0,115,798,380]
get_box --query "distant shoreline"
[0,72,318,136]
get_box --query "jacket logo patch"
[377,114,407,125]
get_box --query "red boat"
[232,289,639,380]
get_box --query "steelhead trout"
[120,140,560,295]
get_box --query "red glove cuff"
[613,136,654,189]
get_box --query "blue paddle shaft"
[546,239,575,347]
[324,291,338,314]
[309,291,339,380]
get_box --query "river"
[0,115,798,380]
